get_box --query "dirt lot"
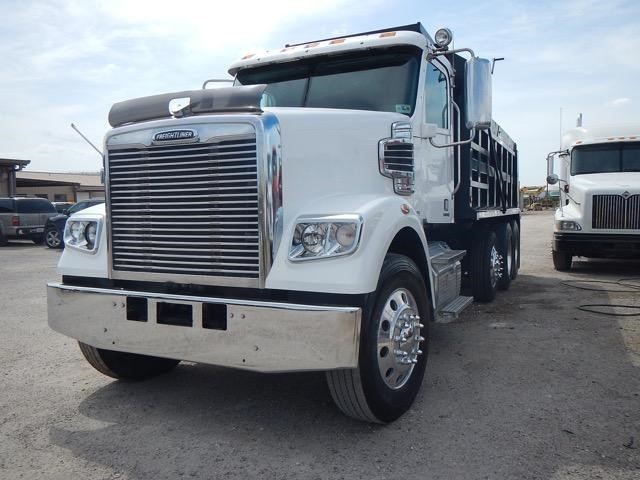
[0,210,638,480]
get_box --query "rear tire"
[510,220,520,280]
[496,222,513,291]
[0,231,7,247]
[78,342,180,381]
[552,250,572,271]
[470,229,500,302]
[326,253,430,423]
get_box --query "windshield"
[571,142,640,175]
[235,47,421,116]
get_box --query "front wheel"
[79,342,180,381]
[326,254,430,423]
[45,227,63,249]
[552,250,572,271]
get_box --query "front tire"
[552,250,572,271]
[326,254,430,423]
[45,226,63,249]
[78,342,180,381]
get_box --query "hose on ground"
[562,278,640,317]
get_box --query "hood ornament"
[622,191,631,199]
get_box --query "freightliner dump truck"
[48,23,519,422]
[547,126,640,270]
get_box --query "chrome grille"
[592,194,640,229]
[107,134,259,279]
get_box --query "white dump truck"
[48,23,519,423]
[547,126,640,271]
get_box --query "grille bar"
[592,194,640,229]
[108,134,260,279]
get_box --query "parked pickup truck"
[0,197,57,246]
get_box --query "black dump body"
[452,54,518,221]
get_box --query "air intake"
[378,122,415,195]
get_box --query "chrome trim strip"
[476,207,520,219]
[48,282,358,312]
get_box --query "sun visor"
[108,84,267,127]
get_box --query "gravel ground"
[0,210,638,480]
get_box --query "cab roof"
[562,126,640,149]
[228,23,433,76]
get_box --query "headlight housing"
[289,214,363,261]
[555,220,582,231]
[64,219,101,253]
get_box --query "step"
[436,295,474,323]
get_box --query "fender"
[266,194,435,302]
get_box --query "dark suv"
[0,197,57,246]
[44,199,105,249]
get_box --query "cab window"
[425,62,449,129]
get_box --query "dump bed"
[452,54,519,221]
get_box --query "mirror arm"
[429,128,476,149]
[427,47,475,60]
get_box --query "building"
[0,158,31,197]
[16,171,104,202]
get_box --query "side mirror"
[63,209,69,215]
[546,153,558,184]
[421,123,438,139]
[465,57,492,130]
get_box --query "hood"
[570,172,640,195]
[266,107,408,223]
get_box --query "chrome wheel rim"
[376,288,424,390]
[46,229,60,247]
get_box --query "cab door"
[412,58,455,224]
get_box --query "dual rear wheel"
[470,219,520,302]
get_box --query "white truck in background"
[47,23,520,423]
[547,126,640,271]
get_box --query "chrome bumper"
[47,283,361,372]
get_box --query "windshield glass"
[235,47,421,116]
[571,142,640,175]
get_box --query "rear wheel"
[326,254,430,423]
[552,250,572,271]
[470,229,500,302]
[78,342,180,381]
[45,226,62,249]
[510,220,520,280]
[0,231,7,247]
[496,222,513,291]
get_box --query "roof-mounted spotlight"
[434,28,453,49]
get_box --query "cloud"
[605,97,632,108]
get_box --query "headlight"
[289,214,363,261]
[555,220,581,231]
[64,219,101,253]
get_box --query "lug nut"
[415,335,425,342]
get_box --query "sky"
[0,0,638,185]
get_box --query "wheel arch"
[384,225,435,310]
